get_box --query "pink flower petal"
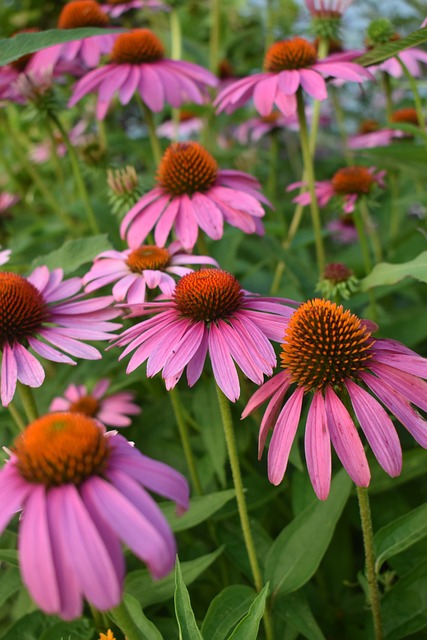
[241,370,291,418]
[299,69,327,100]
[305,391,331,500]
[267,387,304,485]
[278,70,300,95]
[1,342,18,407]
[253,74,278,116]
[13,343,45,388]
[208,323,240,402]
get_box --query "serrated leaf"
[31,234,112,274]
[356,27,427,67]
[125,547,223,607]
[361,251,427,290]
[160,490,236,532]
[227,583,269,640]
[265,470,352,596]
[201,585,256,640]
[0,29,121,66]
[274,591,327,640]
[174,557,203,640]
[374,504,427,572]
[109,594,163,640]
[382,559,427,640]
[39,618,95,640]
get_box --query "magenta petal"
[174,195,199,250]
[139,65,165,112]
[13,343,45,388]
[267,387,304,485]
[253,75,278,116]
[278,70,300,95]
[0,463,31,534]
[258,384,289,458]
[325,387,370,487]
[1,342,18,406]
[305,391,331,500]
[191,193,224,240]
[299,69,327,100]
[208,323,240,402]
[186,329,209,387]
[162,322,205,379]
[346,380,402,477]
[369,362,427,412]
[242,370,290,418]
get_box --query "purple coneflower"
[288,165,386,214]
[68,29,217,119]
[305,0,353,15]
[121,142,270,250]
[29,1,117,74]
[102,0,170,18]
[0,266,121,407]
[214,36,372,118]
[83,241,218,302]
[327,215,358,244]
[112,269,298,402]
[0,411,189,619]
[49,379,141,426]
[30,120,89,164]
[350,108,423,149]
[157,111,204,141]
[242,298,427,499]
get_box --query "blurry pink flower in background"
[0,266,121,407]
[0,192,20,216]
[121,142,271,250]
[375,45,427,79]
[233,107,331,144]
[112,269,298,402]
[242,298,427,499]
[29,0,118,74]
[157,111,204,140]
[0,249,11,266]
[350,108,423,149]
[30,120,89,164]
[102,0,170,18]
[0,411,189,619]
[304,0,353,17]
[50,379,141,426]
[69,29,217,119]
[83,241,218,302]
[215,36,372,118]
[288,165,386,213]
[327,216,358,244]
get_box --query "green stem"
[209,0,220,75]
[353,204,372,275]
[17,383,38,423]
[382,72,393,121]
[215,385,274,640]
[136,95,162,166]
[388,171,400,249]
[49,112,99,234]
[8,402,26,432]
[359,198,383,264]
[267,131,279,203]
[396,56,426,134]
[356,486,384,640]
[169,388,203,495]
[44,118,66,187]
[296,89,325,274]
[330,86,354,165]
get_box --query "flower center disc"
[157,142,218,196]
[69,395,100,417]
[126,246,170,272]
[281,299,373,391]
[264,37,317,72]
[58,0,109,29]
[0,273,49,349]
[331,166,374,195]
[110,29,165,64]
[323,263,353,284]
[390,108,419,126]
[14,412,110,487]
[359,119,380,134]
[174,269,244,322]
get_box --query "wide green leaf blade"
[382,559,427,640]
[39,619,95,640]
[356,27,427,67]
[265,470,352,596]
[174,557,203,640]
[201,585,256,640]
[109,594,163,640]
[125,548,223,607]
[374,503,427,572]
[361,251,427,290]
[160,490,235,532]
[0,29,121,66]
[227,583,269,640]
[273,591,327,640]
[31,234,112,274]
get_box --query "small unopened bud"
[107,166,139,195]
[366,18,396,47]
[316,262,359,301]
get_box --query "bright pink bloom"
[214,37,372,118]
[375,46,427,78]
[68,29,217,119]
[0,411,189,619]
[112,269,298,402]
[121,142,270,251]
[242,299,427,499]
[288,165,386,214]
[0,266,121,407]
[28,1,117,74]
[0,192,19,215]
[233,107,331,144]
[49,379,141,426]
[0,249,11,266]
[304,0,353,15]
[102,0,170,18]
[84,241,218,302]
[157,112,203,140]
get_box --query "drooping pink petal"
[299,69,327,100]
[174,195,199,250]
[139,64,165,112]
[369,362,427,412]
[241,370,291,418]
[305,391,331,500]
[186,329,209,388]
[252,74,278,116]
[208,322,240,402]
[267,387,304,485]
[257,383,290,458]
[278,69,300,95]
[13,343,45,388]
[0,462,31,534]
[162,322,205,379]
[191,193,224,240]
[1,342,18,407]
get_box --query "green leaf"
[0,549,19,566]
[192,380,227,487]
[265,470,352,596]
[1,611,54,640]
[361,251,427,290]
[125,547,223,607]
[356,27,427,67]
[174,557,203,640]
[0,567,22,607]
[382,559,427,640]
[160,490,236,532]
[374,503,427,572]
[0,29,121,66]
[370,449,427,494]
[227,583,269,640]
[201,586,256,640]
[31,234,112,274]
[39,618,95,640]
[109,594,163,640]
[274,591,327,640]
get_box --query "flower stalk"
[170,388,203,495]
